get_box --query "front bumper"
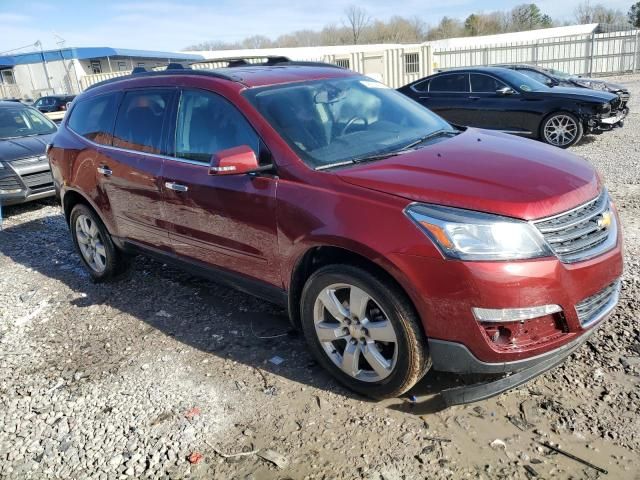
[0,162,55,206]
[588,109,627,132]
[439,318,607,406]
[429,278,620,375]
[389,219,623,367]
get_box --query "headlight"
[598,103,612,114]
[405,204,552,261]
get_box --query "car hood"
[0,134,55,162]
[569,76,628,92]
[336,128,600,221]
[529,86,617,103]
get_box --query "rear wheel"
[300,265,430,399]
[69,204,129,282]
[541,112,583,148]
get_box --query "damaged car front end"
[585,97,627,134]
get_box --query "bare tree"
[344,5,371,44]
[575,1,626,24]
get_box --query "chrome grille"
[22,171,53,189]
[533,191,616,263]
[11,155,47,167]
[575,280,621,327]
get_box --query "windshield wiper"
[400,129,456,151]
[315,129,458,170]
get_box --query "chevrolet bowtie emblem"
[596,211,612,230]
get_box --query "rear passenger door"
[419,73,471,125]
[161,88,281,287]
[101,88,177,249]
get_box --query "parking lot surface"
[1,75,639,479]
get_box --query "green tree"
[510,3,553,30]
[629,2,640,27]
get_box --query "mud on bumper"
[430,280,619,406]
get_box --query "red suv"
[48,59,623,404]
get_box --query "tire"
[540,111,584,148]
[69,204,129,282]
[300,265,430,399]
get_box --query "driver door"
[161,88,282,287]
[467,73,525,133]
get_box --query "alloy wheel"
[75,214,107,273]
[313,283,398,382]
[544,114,578,147]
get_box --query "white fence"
[66,28,640,94]
[191,46,433,89]
[433,29,640,76]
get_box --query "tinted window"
[429,74,469,92]
[0,107,57,140]
[470,74,508,93]
[35,97,53,107]
[411,79,429,93]
[113,90,173,154]
[67,93,118,145]
[175,89,260,163]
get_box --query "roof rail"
[84,68,238,91]
[190,55,343,69]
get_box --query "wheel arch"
[62,188,112,233]
[287,244,426,340]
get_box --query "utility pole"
[36,40,53,94]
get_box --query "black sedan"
[398,67,626,148]
[0,101,57,206]
[33,95,75,113]
[499,64,630,110]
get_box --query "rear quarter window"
[67,93,119,145]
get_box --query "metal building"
[0,47,204,100]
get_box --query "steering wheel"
[340,116,368,136]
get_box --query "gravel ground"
[1,75,639,480]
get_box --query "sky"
[0,0,634,54]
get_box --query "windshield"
[0,107,57,139]
[498,69,549,92]
[244,77,455,169]
[545,67,573,80]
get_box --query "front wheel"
[541,112,583,148]
[300,265,430,399]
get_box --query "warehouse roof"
[0,47,204,68]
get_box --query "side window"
[113,89,173,154]
[411,79,430,93]
[519,69,551,85]
[67,92,119,145]
[175,89,260,163]
[429,74,469,93]
[470,74,508,93]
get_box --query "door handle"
[469,96,481,100]
[97,166,112,176]
[165,182,189,192]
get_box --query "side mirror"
[496,86,515,96]
[209,145,259,176]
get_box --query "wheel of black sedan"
[300,265,430,399]
[541,112,583,148]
